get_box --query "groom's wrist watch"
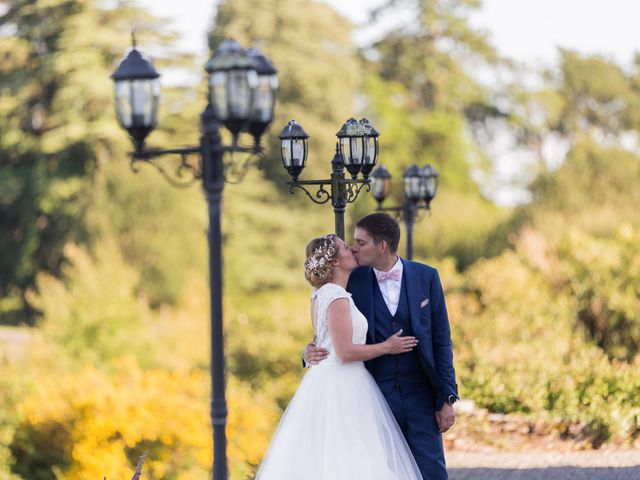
[446,394,458,406]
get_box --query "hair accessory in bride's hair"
[306,236,336,270]
[304,234,338,288]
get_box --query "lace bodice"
[311,283,369,365]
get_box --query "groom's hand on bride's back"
[303,335,329,365]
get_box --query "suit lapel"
[347,267,376,343]
[402,259,421,334]
[365,269,376,343]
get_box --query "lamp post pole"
[403,199,418,261]
[371,164,439,260]
[201,118,228,479]
[278,118,380,240]
[111,38,278,480]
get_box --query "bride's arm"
[302,296,329,366]
[327,299,417,362]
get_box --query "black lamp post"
[111,37,277,480]
[371,163,439,260]
[279,118,380,239]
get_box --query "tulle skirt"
[255,360,423,480]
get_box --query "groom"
[304,213,458,480]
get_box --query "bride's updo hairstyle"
[304,234,339,288]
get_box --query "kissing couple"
[256,212,459,480]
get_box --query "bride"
[255,234,424,480]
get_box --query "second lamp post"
[370,164,439,260]
[279,118,380,239]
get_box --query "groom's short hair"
[355,213,400,253]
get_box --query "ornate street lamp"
[280,117,380,239]
[371,163,439,260]
[111,37,277,480]
[279,120,309,181]
[205,39,259,140]
[111,34,161,152]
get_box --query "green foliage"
[222,170,333,294]
[86,161,207,307]
[557,226,640,362]
[522,139,640,238]
[0,0,192,324]
[226,288,312,409]
[363,74,482,194]
[557,50,640,136]
[447,246,640,444]
[371,0,498,110]
[28,240,158,368]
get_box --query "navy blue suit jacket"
[346,258,458,410]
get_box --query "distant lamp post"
[280,117,380,239]
[371,163,439,260]
[111,36,277,480]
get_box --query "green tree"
[352,0,509,266]
[0,0,201,323]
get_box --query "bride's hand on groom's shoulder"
[303,336,329,365]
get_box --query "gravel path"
[447,451,640,480]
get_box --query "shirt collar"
[373,256,403,278]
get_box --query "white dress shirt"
[373,257,403,316]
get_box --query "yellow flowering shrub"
[10,360,279,480]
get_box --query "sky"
[135,0,640,68]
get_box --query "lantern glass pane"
[149,79,160,125]
[364,137,377,165]
[350,137,364,165]
[281,140,291,167]
[404,176,421,200]
[372,177,386,201]
[426,177,437,198]
[116,78,159,128]
[251,74,277,122]
[209,71,228,120]
[291,139,305,166]
[228,69,257,119]
[115,80,133,127]
[339,137,350,163]
[418,176,427,199]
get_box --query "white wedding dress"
[255,283,423,480]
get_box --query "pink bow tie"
[376,269,401,282]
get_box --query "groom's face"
[351,227,382,267]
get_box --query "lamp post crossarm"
[412,204,431,223]
[377,201,431,221]
[223,149,264,184]
[343,178,371,204]
[130,147,202,188]
[376,204,403,221]
[129,142,264,187]
[287,179,332,205]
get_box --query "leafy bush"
[446,235,640,445]
[557,225,640,361]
